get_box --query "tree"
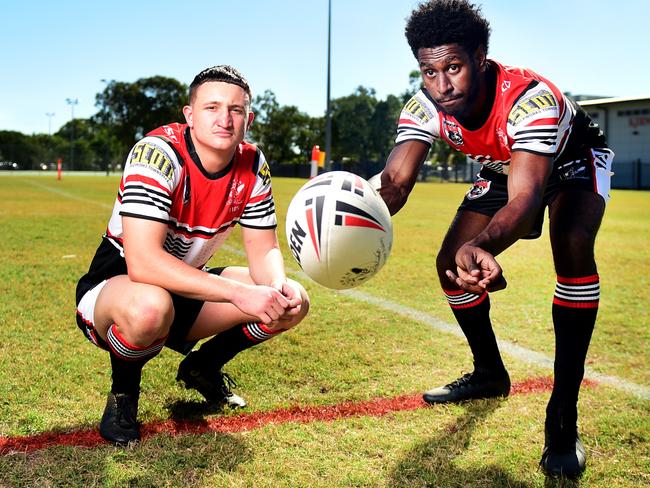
[331,86,377,164]
[0,131,46,170]
[329,87,402,172]
[95,76,187,158]
[250,90,323,165]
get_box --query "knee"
[553,228,597,267]
[436,248,455,283]
[124,288,174,345]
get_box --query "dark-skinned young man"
[376,0,613,478]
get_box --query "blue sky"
[1,0,648,135]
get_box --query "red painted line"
[0,376,595,455]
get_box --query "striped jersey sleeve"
[118,136,181,224]
[506,82,568,156]
[395,90,440,146]
[239,149,277,229]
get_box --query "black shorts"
[458,147,614,239]
[75,266,226,355]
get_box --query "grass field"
[0,173,648,487]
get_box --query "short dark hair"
[189,65,252,106]
[405,0,491,58]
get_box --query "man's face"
[183,81,253,154]
[417,43,483,118]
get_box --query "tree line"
[0,73,465,174]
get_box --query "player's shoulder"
[146,123,186,147]
[236,140,269,177]
[494,60,563,102]
[401,89,439,124]
[126,125,186,185]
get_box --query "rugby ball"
[285,171,392,289]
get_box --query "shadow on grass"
[165,398,229,421]
[388,399,566,488]
[0,429,252,486]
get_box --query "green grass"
[0,173,648,487]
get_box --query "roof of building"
[578,95,650,106]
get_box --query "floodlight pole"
[45,112,55,136]
[324,0,332,172]
[65,98,78,171]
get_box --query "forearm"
[467,191,542,255]
[126,248,246,303]
[248,245,287,286]
[379,141,429,215]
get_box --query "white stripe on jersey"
[241,196,275,221]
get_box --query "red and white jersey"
[396,60,581,174]
[104,123,276,269]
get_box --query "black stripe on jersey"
[169,219,236,238]
[509,80,540,109]
[397,125,435,137]
[515,128,558,136]
[151,135,184,167]
[122,187,172,207]
[123,184,172,205]
[242,198,274,214]
[241,208,276,221]
[251,148,261,175]
[119,211,170,225]
[165,240,191,251]
[120,196,170,213]
[163,240,190,252]
[515,135,557,143]
[238,222,277,230]
[242,199,275,215]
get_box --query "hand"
[446,244,507,294]
[232,284,290,324]
[271,279,303,320]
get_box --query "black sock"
[444,289,506,374]
[106,323,166,396]
[546,274,599,430]
[109,353,148,396]
[193,322,282,373]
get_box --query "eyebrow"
[419,55,462,67]
[201,100,246,109]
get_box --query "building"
[579,96,650,189]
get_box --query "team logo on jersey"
[404,97,432,124]
[508,90,557,125]
[226,179,246,213]
[443,119,464,146]
[466,177,491,200]
[129,142,174,181]
[501,80,511,93]
[258,160,271,186]
[496,128,509,148]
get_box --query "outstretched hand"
[446,244,507,294]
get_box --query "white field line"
[23,179,114,210]
[259,256,650,401]
[29,180,649,401]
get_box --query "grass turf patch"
[0,174,648,487]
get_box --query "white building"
[579,96,650,189]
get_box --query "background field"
[0,173,648,487]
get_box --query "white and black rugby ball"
[285,171,392,289]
